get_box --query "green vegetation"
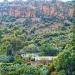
[0,16,74,75]
[0,63,48,75]
[0,0,74,75]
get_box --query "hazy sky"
[0,0,72,2]
[61,0,72,2]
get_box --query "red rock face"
[68,8,74,17]
[50,7,56,16]
[15,9,21,17]
[25,10,35,17]
[8,7,36,17]
[42,6,50,14]
[56,1,63,8]
[0,1,73,18]
[9,8,15,16]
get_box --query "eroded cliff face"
[0,0,74,19]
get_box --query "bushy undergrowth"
[0,63,49,75]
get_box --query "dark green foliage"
[23,18,32,27]
[0,56,15,63]
[40,43,58,56]
[54,44,75,75]
[0,1,74,75]
[0,63,48,75]
[0,15,16,22]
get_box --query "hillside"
[0,0,74,55]
[0,0,75,75]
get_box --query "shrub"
[58,70,66,75]
[0,63,49,75]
